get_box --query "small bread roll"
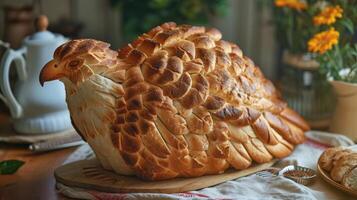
[342,166,357,190]
[319,147,352,171]
[330,153,357,182]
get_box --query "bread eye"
[68,60,81,68]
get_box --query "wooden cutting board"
[55,159,276,193]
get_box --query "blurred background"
[1,0,356,130]
[0,0,278,79]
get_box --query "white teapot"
[0,16,72,134]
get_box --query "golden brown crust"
[243,138,273,163]
[330,153,357,182]
[319,147,357,187]
[342,166,357,190]
[60,22,309,180]
[319,147,350,171]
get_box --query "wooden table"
[0,144,76,200]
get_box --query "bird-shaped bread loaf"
[40,22,309,180]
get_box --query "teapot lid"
[25,15,65,45]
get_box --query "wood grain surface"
[0,144,76,200]
[55,159,276,194]
[0,112,76,200]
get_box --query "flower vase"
[329,80,357,141]
[280,51,335,129]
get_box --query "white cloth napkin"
[57,131,356,200]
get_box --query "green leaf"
[0,160,25,175]
[351,48,357,57]
[340,18,354,34]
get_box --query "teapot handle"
[0,47,27,118]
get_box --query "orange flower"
[308,28,339,54]
[313,5,343,25]
[275,0,307,11]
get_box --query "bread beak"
[39,60,65,86]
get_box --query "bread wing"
[103,22,309,180]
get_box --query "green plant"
[267,0,357,83]
[267,0,357,53]
[110,0,228,42]
[309,0,357,83]
[318,43,357,82]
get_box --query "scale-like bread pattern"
[55,23,310,180]
[104,22,309,180]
